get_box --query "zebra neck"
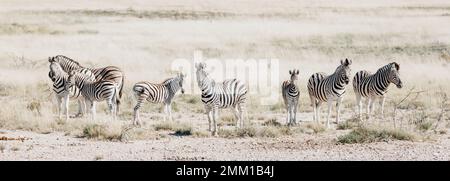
[200,77,214,95]
[332,73,345,90]
[374,68,391,92]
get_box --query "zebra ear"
[393,62,400,71]
[289,70,292,75]
[296,69,300,75]
[343,58,351,66]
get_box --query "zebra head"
[195,62,208,87]
[65,70,78,92]
[48,61,64,82]
[289,69,300,82]
[177,72,186,94]
[389,62,402,88]
[338,58,352,85]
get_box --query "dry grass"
[338,126,417,144]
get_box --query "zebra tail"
[118,75,125,103]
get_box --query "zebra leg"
[168,103,173,121]
[336,97,343,124]
[63,95,70,121]
[233,106,240,128]
[309,95,316,122]
[326,100,333,128]
[286,105,290,126]
[368,97,375,120]
[380,97,386,119]
[366,98,371,120]
[238,104,245,128]
[57,96,63,119]
[133,96,145,126]
[316,102,322,124]
[90,101,96,121]
[162,104,168,122]
[107,99,115,121]
[293,101,298,125]
[212,107,219,136]
[205,106,212,132]
[356,94,362,120]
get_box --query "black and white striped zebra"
[48,61,95,120]
[65,70,120,120]
[132,73,186,126]
[48,55,124,112]
[195,62,248,136]
[307,59,352,128]
[282,69,300,126]
[353,62,403,119]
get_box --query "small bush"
[305,123,326,134]
[337,118,361,130]
[262,118,282,127]
[236,127,257,137]
[338,126,416,144]
[417,122,433,132]
[174,125,193,136]
[81,124,122,141]
[219,114,236,126]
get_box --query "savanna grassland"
[0,0,450,160]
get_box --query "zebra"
[132,73,186,126]
[195,62,248,136]
[282,69,300,126]
[48,55,124,112]
[48,61,95,120]
[65,70,120,121]
[353,62,403,120]
[307,59,352,128]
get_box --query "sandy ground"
[1,128,449,161]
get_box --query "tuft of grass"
[305,123,326,134]
[337,118,361,130]
[192,130,210,138]
[262,118,282,127]
[154,122,193,136]
[81,124,122,141]
[174,125,193,136]
[219,114,236,126]
[338,126,416,144]
[417,122,433,132]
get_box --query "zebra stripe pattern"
[353,62,403,119]
[195,62,248,136]
[307,59,352,127]
[48,61,95,120]
[282,69,300,126]
[49,55,125,112]
[66,70,120,120]
[132,73,186,125]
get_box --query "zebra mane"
[54,55,84,68]
[163,77,177,85]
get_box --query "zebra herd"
[47,55,403,136]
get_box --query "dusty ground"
[1,129,449,161]
[1,126,449,161]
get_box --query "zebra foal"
[352,62,403,120]
[282,69,300,126]
[307,59,352,128]
[132,73,186,126]
[65,70,120,121]
[195,62,248,136]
